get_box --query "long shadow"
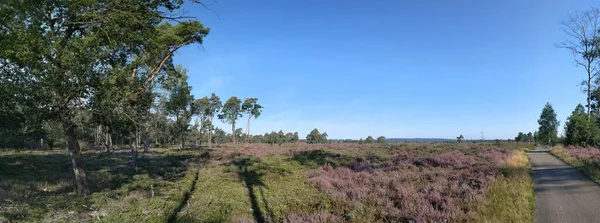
[233,158,267,223]
[291,149,360,169]
[532,167,600,193]
[526,150,552,154]
[232,157,289,223]
[0,150,206,221]
[167,170,199,223]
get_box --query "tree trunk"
[136,127,140,151]
[232,123,236,145]
[246,116,251,144]
[208,117,213,149]
[131,135,138,161]
[588,73,592,120]
[181,134,185,150]
[104,132,111,153]
[143,124,149,153]
[95,125,99,151]
[63,120,90,196]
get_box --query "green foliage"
[164,66,194,149]
[457,134,464,143]
[242,98,263,120]
[365,136,375,143]
[0,0,209,194]
[213,128,231,144]
[537,103,560,145]
[358,138,364,144]
[219,97,243,126]
[564,104,600,146]
[515,132,525,142]
[219,96,243,144]
[306,128,328,144]
[377,136,387,143]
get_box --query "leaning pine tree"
[0,0,209,196]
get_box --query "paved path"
[527,147,600,223]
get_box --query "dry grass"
[470,150,534,223]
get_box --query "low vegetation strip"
[551,146,600,183]
[303,146,533,222]
[470,150,535,223]
[0,143,534,222]
[0,150,206,222]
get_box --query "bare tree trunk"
[104,132,111,153]
[63,120,90,196]
[246,116,251,145]
[143,108,150,153]
[588,71,592,120]
[131,134,138,161]
[232,123,236,145]
[143,124,149,153]
[181,134,185,150]
[136,127,140,151]
[208,117,213,149]
[95,125,99,151]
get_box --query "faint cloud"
[203,75,232,90]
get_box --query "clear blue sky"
[172,0,599,140]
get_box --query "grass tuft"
[470,150,535,223]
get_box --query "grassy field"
[0,142,534,222]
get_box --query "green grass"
[175,155,332,222]
[0,149,203,222]
[470,150,535,223]
[0,142,536,222]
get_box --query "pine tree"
[537,103,560,145]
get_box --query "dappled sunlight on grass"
[0,149,205,222]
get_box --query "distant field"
[0,142,534,222]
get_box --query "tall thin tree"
[242,98,263,144]
[557,8,600,119]
[219,96,243,145]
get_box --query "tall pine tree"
[537,103,560,145]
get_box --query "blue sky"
[172,0,599,140]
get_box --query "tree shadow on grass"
[0,150,206,222]
[232,157,290,223]
[291,150,356,168]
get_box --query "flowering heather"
[306,150,510,222]
[476,149,511,166]
[562,146,600,161]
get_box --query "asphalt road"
[527,147,600,223]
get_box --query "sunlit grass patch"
[177,155,331,222]
[471,150,535,223]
